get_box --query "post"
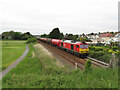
[75,62,77,69]
[108,53,116,68]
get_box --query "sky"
[0,0,119,35]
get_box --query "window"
[71,45,74,50]
[61,43,63,46]
[84,45,88,48]
[80,45,84,48]
[76,45,79,48]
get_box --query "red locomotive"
[39,38,89,57]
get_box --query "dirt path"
[0,45,29,80]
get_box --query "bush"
[89,50,111,63]
[94,47,103,51]
[89,46,105,51]
[89,46,95,50]
[89,51,105,58]
[94,51,104,59]
[105,45,110,49]
[88,51,94,58]
[112,46,118,51]
[26,37,37,44]
[103,48,109,52]
[100,54,111,63]
[84,60,92,73]
[108,50,114,53]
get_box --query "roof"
[105,33,113,37]
[99,33,113,37]
[61,40,88,45]
[61,40,77,44]
[99,33,106,37]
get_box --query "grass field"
[1,40,26,70]
[2,43,118,88]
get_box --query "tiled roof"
[99,33,106,37]
[99,33,113,37]
[104,33,113,37]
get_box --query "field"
[1,40,26,70]
[2,43,118,88]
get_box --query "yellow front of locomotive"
[79,44,89,56]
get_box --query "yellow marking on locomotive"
[79,48,89,54]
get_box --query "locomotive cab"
[76,42,89,56]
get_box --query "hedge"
[88,50,111,63]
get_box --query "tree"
[89,32,94,35]
[41,34,47,37]
[82,33,85,36]
[49,28,61,39]
[26,37,37,44]
[60,33,64,39]
[12,32,21,40]
[2,31,34,40]
[73,35,78,41]
[110,32,114,34]
[21,32,33,40]
[25,32,31,35]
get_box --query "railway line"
[38,40,108,70]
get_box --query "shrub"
[103,48,109,52]
[88,50,111,63]
[88,51,94,58]
[84,60,92,73]
[89,51,105,59]
[94,51,106,59]
[116,51,120,54]
[100,53,111,63]
[26,37,37,44]
[89,46,95,50]
[112,46,118,51]
[105,45,110,49]
[94,47,103,51]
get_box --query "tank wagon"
[39,38,89,57]
[52,39,61,47]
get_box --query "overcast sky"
[0,0,119,35]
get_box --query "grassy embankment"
[1,40,26,70]
[2,43,118,88]
[0,40,1,89]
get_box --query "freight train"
[39,38,89,58]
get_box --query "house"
[110,32,120,42]
[98,33,113,43]
[87,34,99,41]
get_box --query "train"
[39,38,89,58]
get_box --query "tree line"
[41,27,91,42]
[1,28,92,42]
[1,30,34,40]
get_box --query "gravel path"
[0,45,29,80]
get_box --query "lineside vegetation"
[2,43,118,88]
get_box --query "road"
[0,45,29,80]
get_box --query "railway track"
[86,57,108,67]
[38,40,108,70]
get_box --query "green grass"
[0,40,1,89]
[2,43,118,88]
[1,40,26,70]
[2,40,26,47]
